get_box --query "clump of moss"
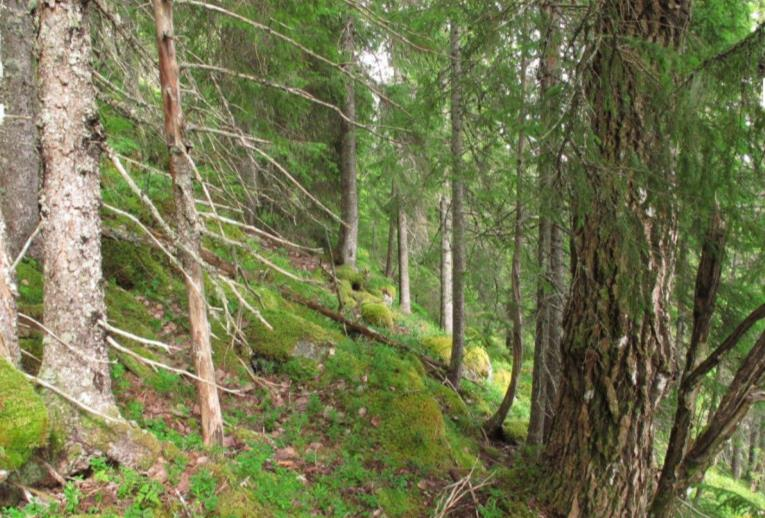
[102,239,180,300]
[422,335,452,364]
[493,368,512,390]
[377,393,448,470]
[334,265,365,289]
[246,303,338,361]
[361,303,394,329]
[217,487,267,518]
[0,358,49,470]
[504,420,529,443]
[464,347,492,381]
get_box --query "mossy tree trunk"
[448,21,466,387]
[151,0,224,446]
[336,16,359,267]
[543,1,689,515]
[0,0,40,259]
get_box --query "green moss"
[504,420,528,443]
[464,347,491,380]
[0,358,49,470]
[102,239,180,300]
[422,335,452,364]
[334,265,365,288]
[15,260,43,306]
[361,303,394,329]
[376,393,448,470]
[246,302,338,361]
[217,487,268,518]
[377,486,421,517]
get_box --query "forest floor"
[3,198,764,517]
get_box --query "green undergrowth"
[4,225,535,517]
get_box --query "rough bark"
[38,0,158,474]
[151,0,224,446]
[0,0,41,259]
[0,211,19,364]
[483,54,527,439]
[397,191,411,314]
[335,16,358,267]
[731,433,743,479]
[439,192,453,334]
[448,22,466,387]
[543,1,689,515]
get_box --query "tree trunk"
[151,0,224,446]
[0,0,41,259]
[448,22,466,387]
[731,432,743,479]
[483,51,527,439]
[529,0,560,445]
[336,16,358,267]
[0,211,19,364]
[397,190,411,314]
[652,211,725,513]
[543,1,689,515]
[384,208,395,279]
[746,416,759,480]
[439,192,453,334]
[38,0,158,474]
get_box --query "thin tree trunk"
[483,51,528,439]
[37,0,157,474]
[544,1,689,514]
[151,0,224,446]
[397,189,411,314]
[336,16,358,267]
[384,207,395,279]
[652,211,725,513]
[746,416,759,480]
[731,431,743,479]
[0,0,40,259]
[0,211,19,364]
[439,192,453,334]
[529,0,560,445]
[448,21,466,387]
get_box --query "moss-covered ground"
[2,194,759,517]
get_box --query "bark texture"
[543,1,689,515]
[448,22,466,387]
[38,0,158,474]
[0,211,19,364]
[439,192,453,334]
[151,0,224,446]
[336,16,358,266]
[0,0,40,259]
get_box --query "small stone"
[358,407,367,417]
[195,456,209,465]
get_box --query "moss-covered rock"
[246,301,339,361]
[334,265,365,289]
[0,358,49,470]
[361,303,394,329]
[422,335,452,364]
[376,393,448,470]
[464,347,492,383]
